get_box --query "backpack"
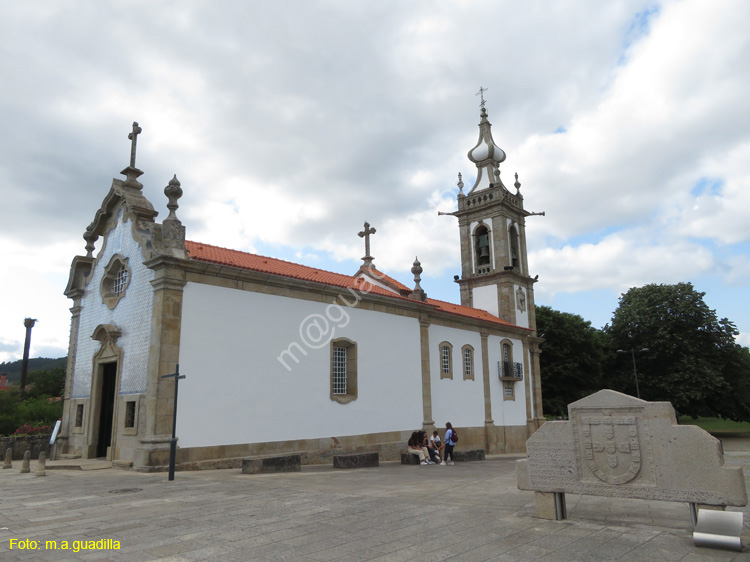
[450,429,458,443]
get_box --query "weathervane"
[476,86,488,108]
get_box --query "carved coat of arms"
[581,410,641,484]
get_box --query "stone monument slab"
[517,390,747,518]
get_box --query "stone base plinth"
[455,449,485,462]
[241,455,301,474]
[333,452,379,469]
[400,453,421,465]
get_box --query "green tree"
[0,389,20,435]
[606,282,750,420]
[537,305,610,417]
[26,368,65,398]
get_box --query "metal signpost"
[161,365,185,481]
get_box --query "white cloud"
[1,0,749,359]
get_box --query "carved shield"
[581,414,641,485]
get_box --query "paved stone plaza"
[1,449,748,561]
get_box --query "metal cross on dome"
[476,86,488,108]
[128,122,142,168]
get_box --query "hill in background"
[0,357,67,383]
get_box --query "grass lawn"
[678,416,750,436]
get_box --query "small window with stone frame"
[439,342,453,379]
[330,338,357,404]
[124,401,136,428]
[75,404,84,427]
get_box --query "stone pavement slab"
[0,454,748,561]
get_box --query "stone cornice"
[64,255,95,300]
[455,269,537,286]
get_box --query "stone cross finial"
[358,222,377,268]
[128,122,142,168]
[476,86,488,108]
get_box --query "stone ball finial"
[514,172,521,194]
[494,164,501,183]
[410,257,426,301]
[164,174,183,220]
[457,172,464,195]
[411,257,422,278]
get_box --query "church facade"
[59,107,545,471]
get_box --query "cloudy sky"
[1,0,748,363]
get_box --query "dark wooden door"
[96,363,117,458]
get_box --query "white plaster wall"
[177,282,423,447]
[71,209,154,398]
[487,335,527,427]
[429,325,485,428]
[472,285,498,318]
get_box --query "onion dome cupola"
[467,106,506,193]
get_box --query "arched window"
[499,340,522,401]
[502,342,512,379]
[474,225,491,266]
[509,225,519,270]
[461,345,474,380]
[439,342,453,379]
[330,338,357,404]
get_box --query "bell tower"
[452,102,543,329]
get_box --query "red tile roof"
[357,268,411,294]
[185,241,519,329]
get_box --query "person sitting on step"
[407,431,433,465]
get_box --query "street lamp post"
[20,318,37,400]
[161,364,185,481]
[616,348,649,399]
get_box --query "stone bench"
[241,454,301,474]
[400,452,421,465]
[454,449,485,462]
[333,452,379,469]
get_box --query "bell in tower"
[445,94,544,330]
[475,225,491,265]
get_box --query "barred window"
[330,338,357,404]
[113,267,129,296]
[100,255,131,309]
[462,345,474,380]
[124,401,136,428]
[439,342,453,379]
[332,346,347,395]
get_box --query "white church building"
[60,106,545,470]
